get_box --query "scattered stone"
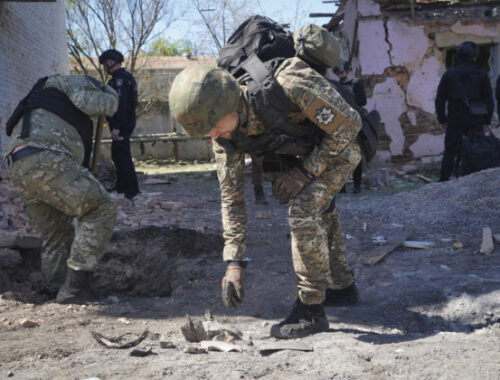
[159,201,187,211]
[453,240,463,250]
[7,371,14,377]
[0,248,22,269]
[117,317,131,325]
[146,198,160,209]
[130,348,157,357]
[160,341,176,349]
[115,197,133,209]
[200,340,242,353]
[202,321,243,341]
[480,227,494,255]
[180,315,208,343]
[17,318,39,328]
[184,345,208,354]
[255,341,314,356]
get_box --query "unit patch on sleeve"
[305,97,347,134]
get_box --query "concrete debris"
[159,201,187,211]
[202,321,243,341]
[17,318,39,328]
[117,318,131,325]
[181,315,208,343]
[159,341,176,349]
[200,341,242,353]
[255,341,314,356]
[479,227,494,255]
[184,345,208,354]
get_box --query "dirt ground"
[0,163,499,380]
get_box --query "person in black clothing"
[435,41,494,181]
[496,75,500,117]
[99,49,140,199]
[334,59,367,193]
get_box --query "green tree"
[146,38,193,56]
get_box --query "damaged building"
[326,0,500,165]
[0,0,68,158]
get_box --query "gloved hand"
[221,261,245,309]
[272,166,312,203]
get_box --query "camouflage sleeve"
[48,75,119,118]
[276,58,362,177]
[213,140,247,261]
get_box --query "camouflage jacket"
[214,57,362,261]
[7,75,118,165]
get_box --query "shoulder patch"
[305,97,347,134]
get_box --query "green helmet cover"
[168,64,241,137]
[294,24,340,69]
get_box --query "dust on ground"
[0,162,499,379]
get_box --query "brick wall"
[0,0,68,157]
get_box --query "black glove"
[272,166,313,203]
[221,261,245,309]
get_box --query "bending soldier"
[169,35,361,339]
[5,75,119,304]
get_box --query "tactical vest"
[6,77,94,167]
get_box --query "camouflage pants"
[289,147,359,305]
[7,150,117,291]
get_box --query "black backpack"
[460,132,500,175]
[217,15,379,161]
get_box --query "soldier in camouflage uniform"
[5,75,119,304]
[169,39,361,338]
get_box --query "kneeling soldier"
[5,75,119,304]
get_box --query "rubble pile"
[0,169,223,299]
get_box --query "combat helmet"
[99,49,124,64]
[334,59,351,74]
[168,64,241,137]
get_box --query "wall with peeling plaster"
[340,0,500,165]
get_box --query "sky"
[163,0,338,55]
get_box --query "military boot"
[56,268,98,305]
[253,185,268,205]
[323,283,359,306]
[270,299,329,339]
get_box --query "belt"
[5,146,45,167]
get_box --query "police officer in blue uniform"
[99,49,140,199]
